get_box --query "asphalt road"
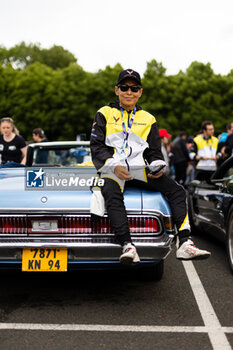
[0,231,232,350]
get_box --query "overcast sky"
[1,0,233,76]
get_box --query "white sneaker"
[120,243,140,265]
[176,239,211,260]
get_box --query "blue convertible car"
[0,142,176,280]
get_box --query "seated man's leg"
[148,175,210,259]
[127,175,189,236]
[146,175,190,240]
[128,174,210,260]
[101,178,130,245]
[101,178,140,264]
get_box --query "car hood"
[0,169,171,214]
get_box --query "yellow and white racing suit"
[90,101,190,245]
[190,134,219,171]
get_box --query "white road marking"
[0,323,232,333]
[0,261,231,350]
[182,260,232,350]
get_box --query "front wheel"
[226,207,233,273]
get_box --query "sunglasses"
[118,84,141,92]
[0,118,14,122]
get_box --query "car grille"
[0,214,163,236]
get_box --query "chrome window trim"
[0,209,172,218]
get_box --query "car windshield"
[32,145,92,167]
[222,167,233,179]
[211,156,233,180]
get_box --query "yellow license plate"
[22,248,68,272]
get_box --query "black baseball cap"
[117,69,142,86]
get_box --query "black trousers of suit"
[101,173,190,246]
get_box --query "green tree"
[140,60,230,137]
[176,62,228,136]
[140,59,169,129]
[86,63,123,113]
[0,64,19,118]
[48,63,123,140]
[1,43,233,140]
[0,42,77,69]
[9,62,55,140]
[44,63,90,140]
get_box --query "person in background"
[224,124,233,154]
[0,117,27,165]
[215,122,233,167]
[217,144,232,167]
[159,129,172,176]
[185,136,195,184]
[218,122,233,153]
[32,128,48,143]
[90,68,210,264]
[189,121,220,181]
[32,128,49,164]
[170,131,190,185]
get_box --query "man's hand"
[148,168,164,179]
[114,165,131,180]
[197,156,217,160]
[148,164,165,179]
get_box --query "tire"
[227,208,233,274]
[138,260,164,282]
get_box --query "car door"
[195,181,224,229]
[194,156,233,233]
